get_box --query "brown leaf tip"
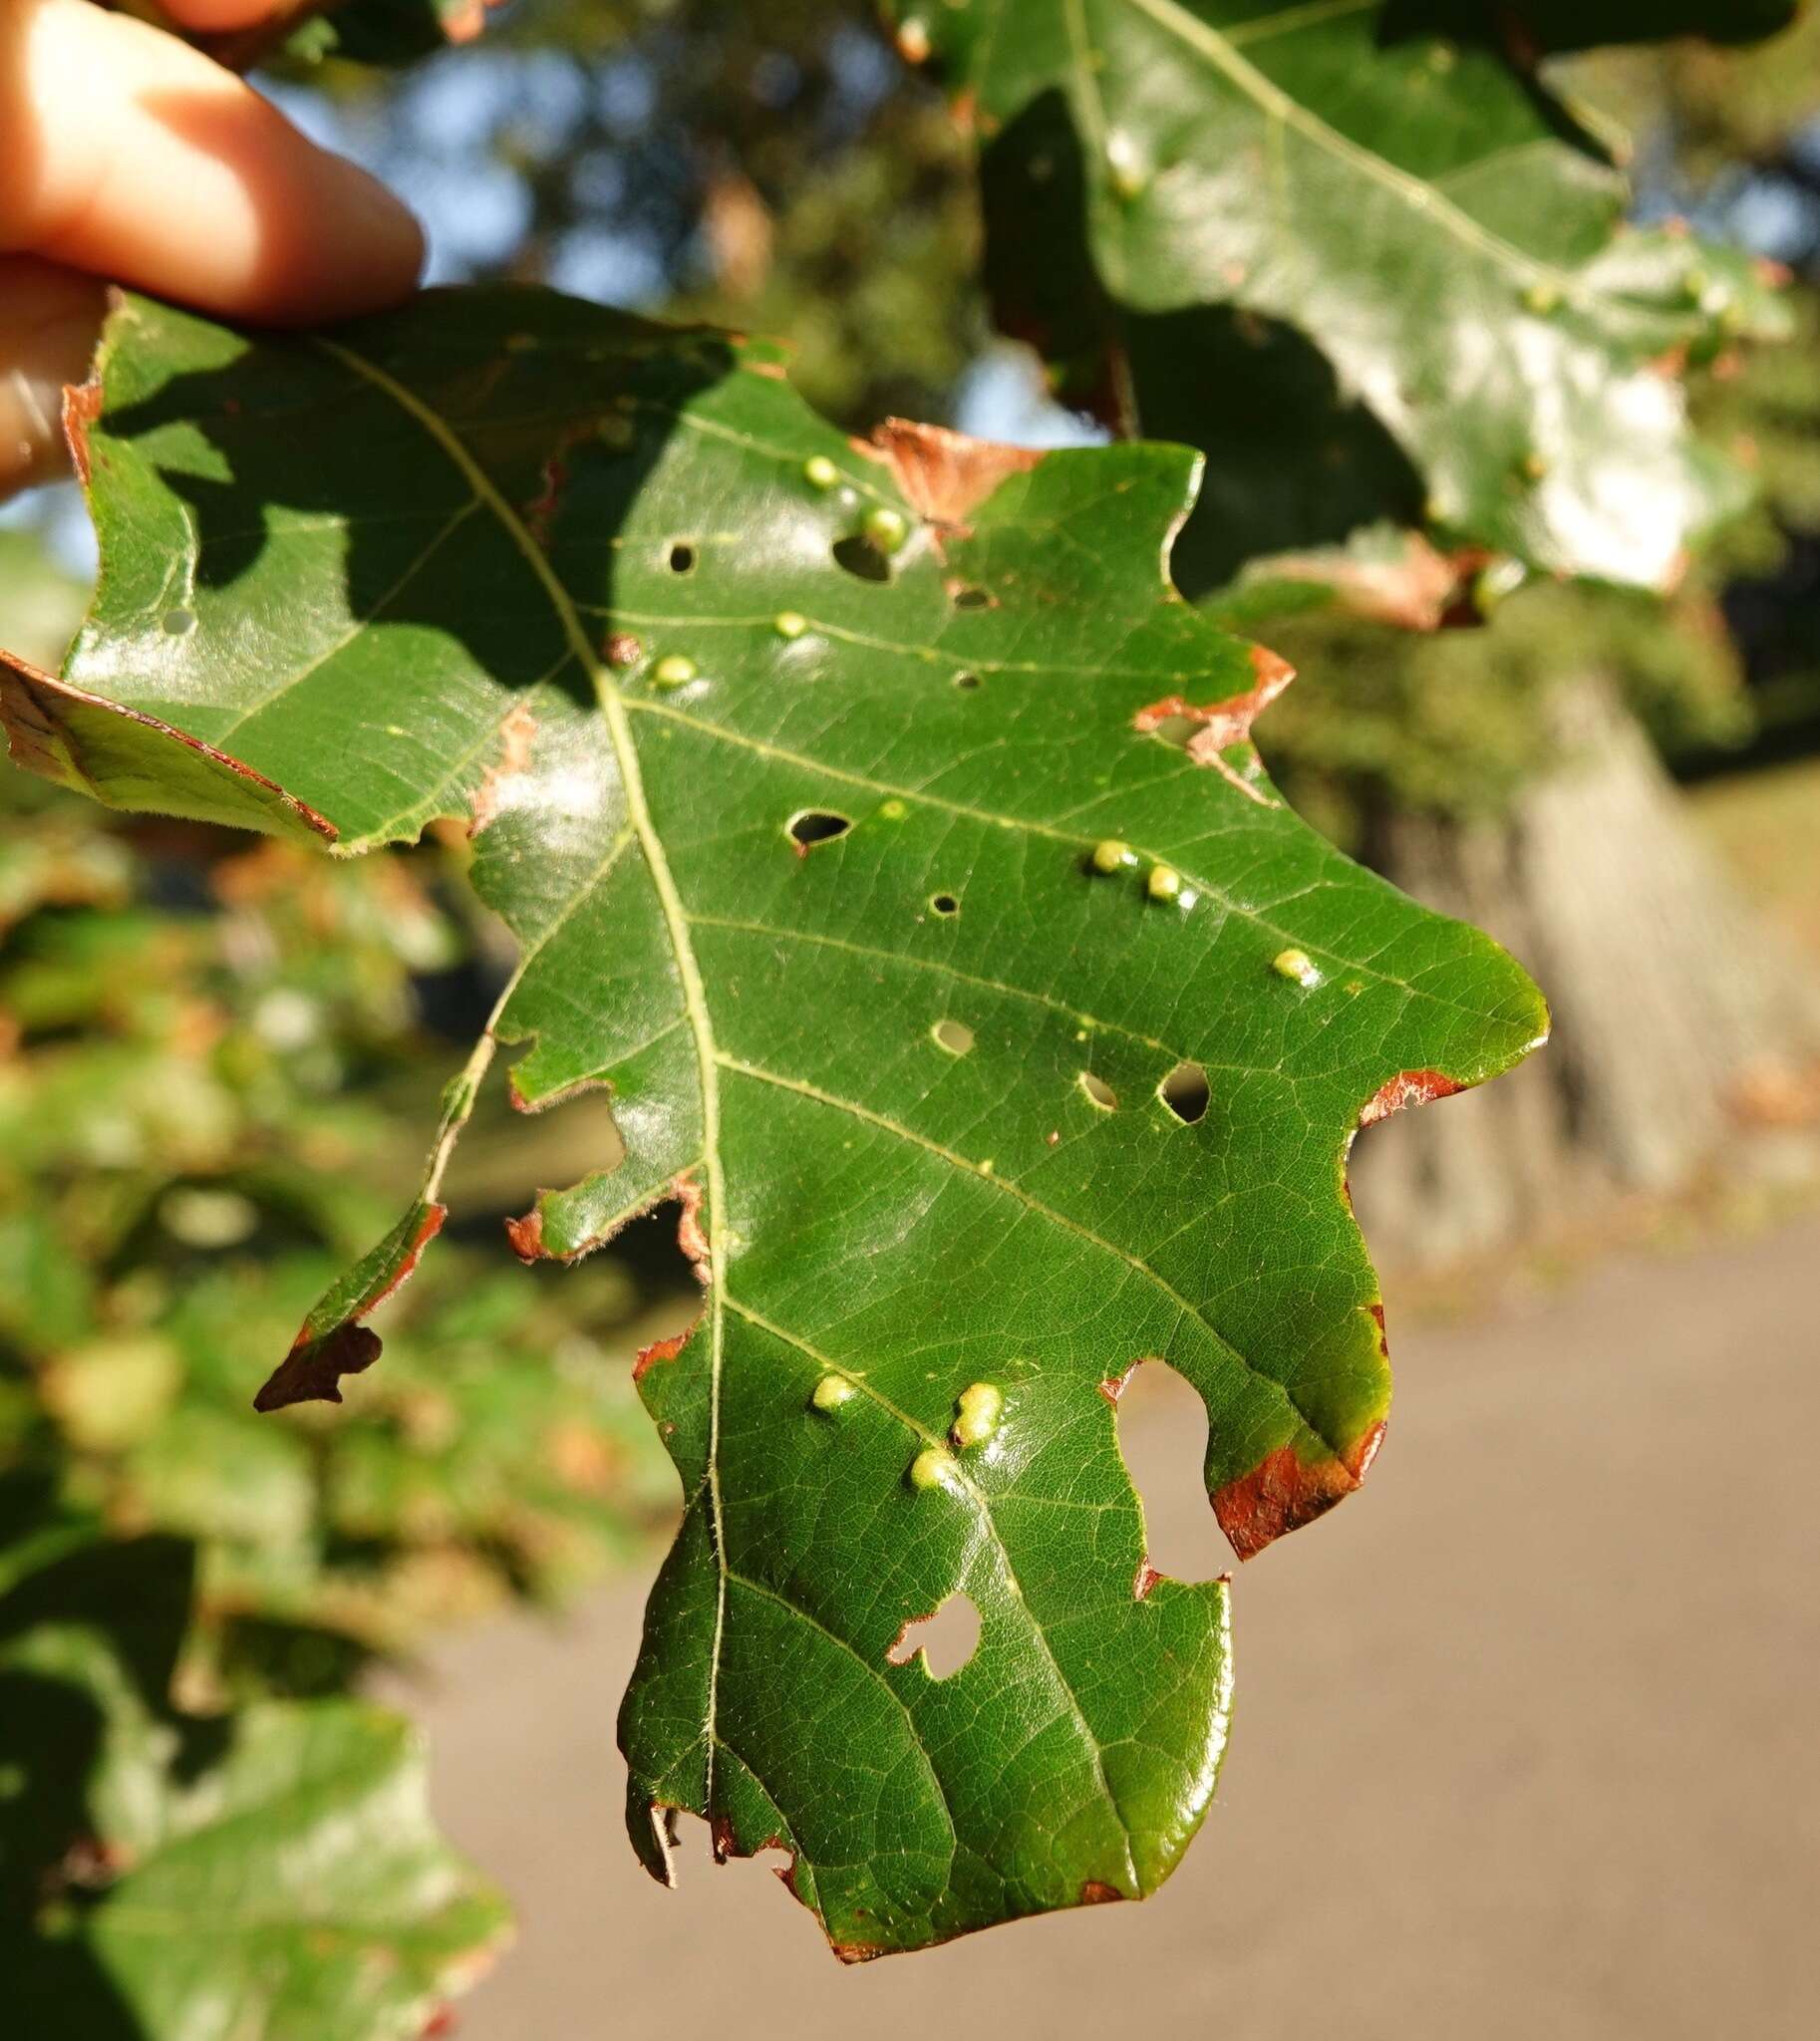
[504,1207,546,1263]
[1260,534,1481,633]
[254,1205,447,1412]
[253,1322,383,1413]
[1212,1420,1386,1561]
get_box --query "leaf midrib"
[1081,0,1584,301]
[312,335,736,1815]
[725,1290,1141,1892]
[721,1051,1343,1461]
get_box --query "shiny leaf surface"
[906,0,1794,586]
[1,286,1546,1952]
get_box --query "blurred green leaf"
[0,1526,508,2041]
[906,0,1797,585]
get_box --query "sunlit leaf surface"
[1,287,1545,1952]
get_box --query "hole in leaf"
[1147,713,1199,749]
[1078,1070,1116,1111]
[930,894,960,917]
[1113,1360,1226,1586]
[1159,1062,1210,1124]
[953,671,981,691]
[885,1592,980,1679]
[950,583,993,611]
[787,810,851,849]
[667,541,697,574]
[933,1019,975,1055]
[833,534,892,583]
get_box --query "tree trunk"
[1350,675,1820,1268]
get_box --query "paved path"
[392,1219,1820,2040]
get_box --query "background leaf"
[0,1521,508,2040]
[905,0,1796,587]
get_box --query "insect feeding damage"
[1359,1067,1467,1125]
[1133,644,1296,806]
[859,419,1045,534]
[507,1169,710,1284]
[467,703,540,835]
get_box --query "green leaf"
[905,0,1795,587]
[82,1701,508,2041]
[0,1524,508,2039]
[1,286,1546,1953]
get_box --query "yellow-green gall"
[909,1445,956,1491]
[811,1373,857,1414]
[864,505,910,554]
[773,611,809,641]
[1091,839,1133,874]
[1523,281,1560,316]
[803,454,839,490]
[952,1381,1004,1450]
[1272,947,1321,988]
[652,654,698,690]
[1146,863,1183,903]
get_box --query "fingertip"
[13,0,425,331]
[156,0,292,27]
[243,148,427,325]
